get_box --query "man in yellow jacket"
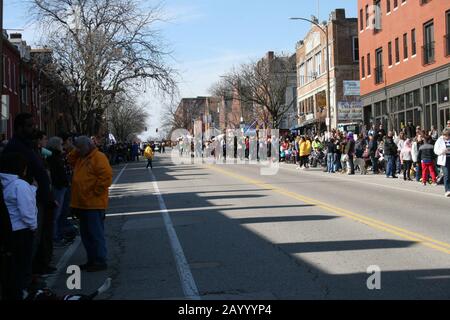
[144,144,154,169]
[69,136,112,272]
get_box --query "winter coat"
[383,138,398,156]
[0,173,37,231]
[68,148,113,210]
[418,143,436,163]
[434,136,448,167]
[47,149,69,189]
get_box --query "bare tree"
[109,94,149,142]
[30,0,176,135]
[221,53,296,129]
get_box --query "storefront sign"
[338,101,363,121]
[343,81,361,96]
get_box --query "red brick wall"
[358,0,450,96]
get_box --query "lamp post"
[290,16,332,133]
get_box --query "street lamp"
[290,16,332,133]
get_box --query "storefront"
[362,65,450,133]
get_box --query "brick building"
[296,9,360,133]
[359,0,450,133]
[1,33,72,139]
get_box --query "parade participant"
[145,144,154,169]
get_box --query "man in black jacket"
[405,121,416,139]
[384,132,398,178]
[368,135,378,174]
[3,113,55,280]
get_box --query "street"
[49,151,450,300]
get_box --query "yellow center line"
[206,165,450,255]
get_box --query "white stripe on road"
[148,169,201,300]
[110,164,129,189]
[49,164,127,289]
[47,238,82,288]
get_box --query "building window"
[306,58,314,82]
[374,0,382,31]
[387,0,391,13]
[420,0,430,5]
[360,9,364,31]
[423,20,435,65]
[315,52,322,76]
[367,53,371,76]
[298,64,305,86]
[394,0,398,8]
[411,28,417,55]
[403,33,408,59]
[365,5,369,28]
[353,37,359,62]
[395,38,400,63]
[388,41,393,66]
[375,48,383,84]
[446,10,450,56]
[438,80,449,104]
[361,56,365,78]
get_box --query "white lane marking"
[49,164,127,289]
[148,169,201,300]
[47,238,82,288]
[110,164,129,190]
[279,164,446,199]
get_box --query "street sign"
[337,101,363,121]
[343,81,361,96]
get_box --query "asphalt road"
[50,150,450,300]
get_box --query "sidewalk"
[278,162,447,199]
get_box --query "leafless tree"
[30,0,176,135]
[220,53,296,129]
[109,94,149,142]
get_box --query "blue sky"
[4,0,357,138]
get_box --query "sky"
[4,0,357,140]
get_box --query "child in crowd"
[0,152,38,300]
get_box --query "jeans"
[77,209,107,265]
[370,155,378,173]
[385,155,396,177]
[415,163,422,181]
[403,160,413,180]
[52,187,67,241]
[443,162,450,193]
[146,158,153,169]
[396,155,402,174]
[346,155,355,174]
[327,153,335,173]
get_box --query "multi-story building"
[1,32,72,139]
[175,96,221,133]
[296,9,360,133]
[359,0,450,132]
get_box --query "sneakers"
[446,192,450,198]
